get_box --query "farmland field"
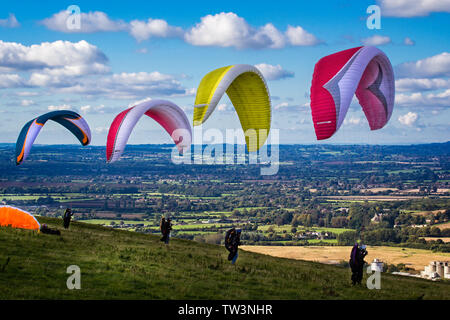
[422,237,450,243]
[436,222,450,230]
[241,245,450,271]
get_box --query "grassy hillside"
[0,217,449,300]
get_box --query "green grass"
[175,231,217,235]
[257,225,353,235]
[0,217,449,300]
[81,219,154,226]
[172,223,231,230]
[312,227,354,235]
[387,169,416,174]
[306,239,338,244]
[1,195,42,200]
[236,207,269,211]
[258,225,293,232]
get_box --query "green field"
[257,224,353,235]
[1,217,448,299]
[306,239,338,244]
[172,223,231,230]
[82,219,154,226]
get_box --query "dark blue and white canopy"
[15,110,91,165]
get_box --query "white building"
[371,258,384,272]
[420,261,450,280]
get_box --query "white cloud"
[48,104,72,111]
[57,71,188,99]
[275,102,289,109]
[94,127,108,134]
[15,91,38,97]
[217,103,227,111]
[129,19,183,42]
[217,103,231,111]
[184,88,197,96]
[0,40,190,99]
[253,23,286,49]
[184,12,257,48]
[0,40,109,76]
[80,105,91,113]
[403,37,415,46]
[396,78,450,92]
[395,90,450,107]
[361,35,391,46]
[0,73,24,88]
[344,117,362,125]
[40,10,321,49]
[80,104,106,114]
[129,97,152,107]
[274,102,303,112]
[0,14,20,28]
[395,53,450,109]
[20,99,34,106]
[41,10,127,33]
[184,12,319,49]
[398,112,418,126]
[254,63,294,80]
[285,25,321,46]
[378,0,450,17]
[41,10,183,42]
[396,52,450,78]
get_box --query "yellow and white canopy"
[193,64,271,152]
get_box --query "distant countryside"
[1,143,449,275]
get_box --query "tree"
[337,231,358,245]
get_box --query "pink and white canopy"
[310,46,395,140]
[106,100,192,162]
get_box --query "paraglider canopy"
[106,99,192,162]
[0,206,40,230]
[15,110,91,165]
[193,64,271,152]
[310,46,395,140]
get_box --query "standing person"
[225,228,241,264]
[63,208,74,229]
[164,218,173,244]
[349,243,368,285]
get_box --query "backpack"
[225,228,235,248]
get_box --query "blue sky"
[0,0,449,146]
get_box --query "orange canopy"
[0,206,40,230]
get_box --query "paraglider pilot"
[225,228,242,264]
[40,223,61,236]
[63,208,74,229]
[160,217,172,244]
[349,243,368,285]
